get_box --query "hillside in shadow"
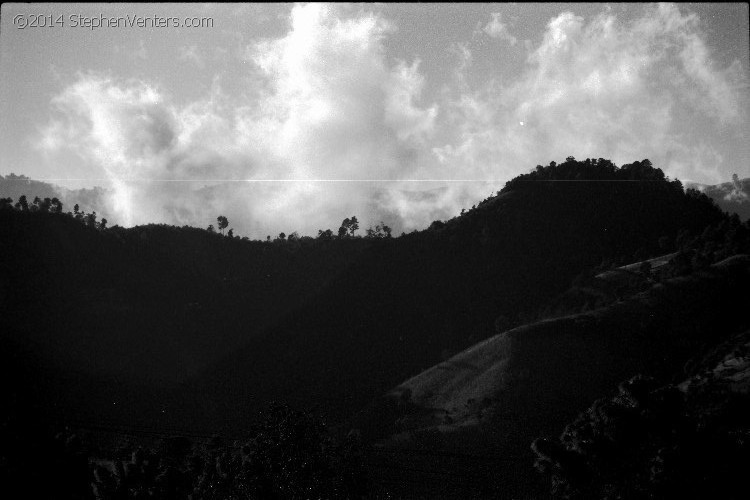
[187,158,731,432]
[2,158,748,498]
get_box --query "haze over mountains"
[2,158,750,498]
[687,174,750,221]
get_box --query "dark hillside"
[1,209,367,429]
[190,158,729,432]
[0,157,733,435]
[1,158,746,498]
[363,254,750,498]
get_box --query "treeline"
[205,213,393,244]
[502,157,681,189]
[1,194,392,246]
[1,194,107,230]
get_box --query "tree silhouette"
[365,222,392,239]
[14,195,28,211]
[51,197,63,214]
[85,211,97,228]
[338,216,359,238]
[349,216,359,237]
[217,215,229,236]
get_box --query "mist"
[35,3,747,237]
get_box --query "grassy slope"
[367,254,750,498]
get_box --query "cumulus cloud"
[483,12,517,46]
[38,3,746,235]
[40,3,439,236]
[435,3,746,189]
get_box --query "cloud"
[483,12,517,46]
[434,3,746,188]
[40,4,439,236]
[37,4,747,236]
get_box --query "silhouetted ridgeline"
[1,157,747,499]
[189,158,730,431]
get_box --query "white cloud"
[434,3,746,188]
[483,12,517,46]
[39,4,439,236]
[36,4,747,235]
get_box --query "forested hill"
[188,158,731,431]
[0,157,736,433]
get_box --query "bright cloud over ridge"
[1,3,747,236]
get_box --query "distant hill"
[188,158,731,432]
[0,157,737,436]
[687,175,750,221]
[0,173,109,220]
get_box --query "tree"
[73,204,83,222]
[429,220,445,231]
[365,222,392,239]
[348,216,359,237]
[217,215,229,236]
[338,219,350,239]
[51,197,63,214]
[317,229,334,240]
[85,211,97,228]
[338,216,360,238]
[15,195,28,211]
[207,224,215,233]
[227,228,234,238]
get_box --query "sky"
[1,3,748,237]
